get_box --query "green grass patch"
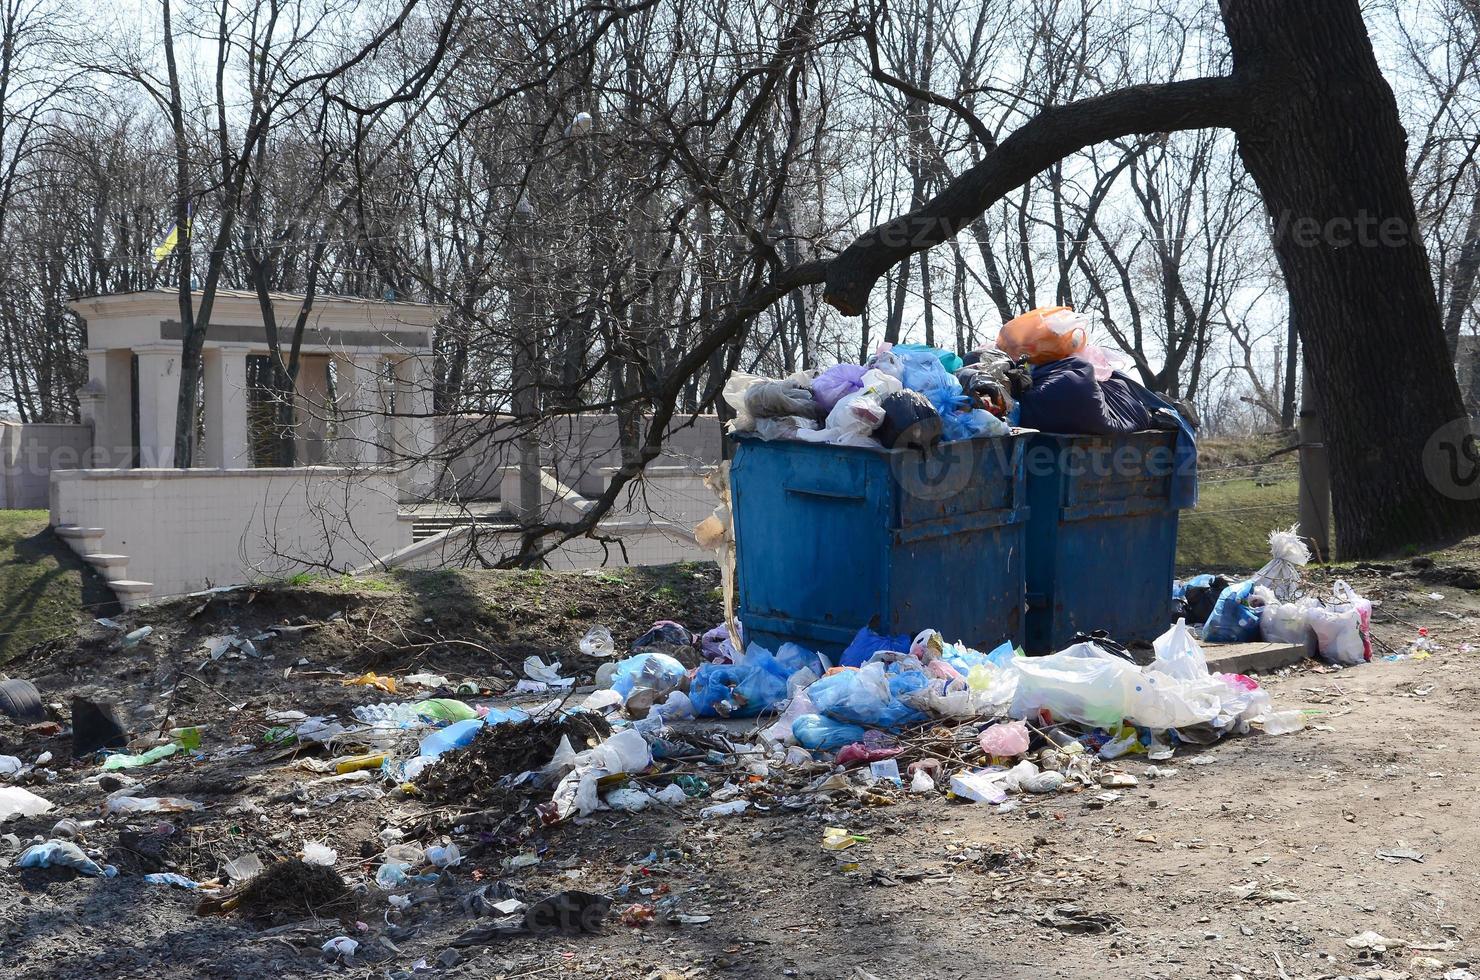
[0,510,99,664]
[1176,476,1300,574]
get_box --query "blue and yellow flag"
[152,206,192,263]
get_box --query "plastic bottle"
[352,702,426,727]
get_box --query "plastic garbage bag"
[1252,525,1312,600]
[1173,573,1231,626]
[979,719,1030,758]
[1016,357,1152,435]
[689,645,791,718]
[876,389,943,450]
[996,306,1089,364]
[17,839,105,876]
[754,415,819,441]
[609,653,689,700]
[922,384,1010,442]
[1010,642,1143,728]
[419,718,486,760]
[0,785,53,821]
[812,363,868,413]
[101,742,180,771]
[806,662,926,729]
[722,373,815,431]
[1308,579,1372,665]
[761,691,818,743]
[1202,581,1268,643]
[791,714,868,751]
[793,390,886,448]
[579,626,616,658]
[839,626,910,669]
[1261,597,1318,644]
[1151,619,1209,682]
[631,621,694,654]
[866,344,906,382]
[896,343,964,373]
[896,347,957,393]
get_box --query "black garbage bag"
[876,389,943,451]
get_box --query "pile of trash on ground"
[724,304,1195,450]
[1175,525,1402,664]
[1,600,1314,953]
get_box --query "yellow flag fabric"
[152,218,189,262]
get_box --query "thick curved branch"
[822,75,1248,316]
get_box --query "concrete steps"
[52,525,154,610]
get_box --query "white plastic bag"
[1260,597,1317,644]
[1008,643,1145,728]
[1252,526,1312,600]
[1308,580,1371,665]
[1151,619,1209,682]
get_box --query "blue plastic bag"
[775,641,824,678]
[839,626,909,668]
[791,713,868,751]
[610,653,689,699]
[894,343,964,374]
[807,663,927,729]
[897,348,958,394]
[923,385,1008,442]
[690,645,791,718]
[1202,581,1262,643]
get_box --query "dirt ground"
[0,560,1476,980]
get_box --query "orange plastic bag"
[996,306,1089,364]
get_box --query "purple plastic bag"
[812,364,868,413]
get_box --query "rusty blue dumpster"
[729,433,1029,659]
[1023,430,1187,652]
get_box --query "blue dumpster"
[729,433,1029,659]
[1023,431,1187,652]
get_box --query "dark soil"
[417,713,612,805]
[230,859,353,923]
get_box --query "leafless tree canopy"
[2,0,1479,557]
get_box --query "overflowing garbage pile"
[725,305,1195,450]
[1176,525,1384,664]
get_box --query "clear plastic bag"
[1151,618,1209,682]
[1260,597,1317,644]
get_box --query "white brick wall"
[50,467,410,596]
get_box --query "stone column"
[333,353,383,465]
[293,354,332,465]
[133,345,180,468]
[202,344,251,468]
[393,354,435,497]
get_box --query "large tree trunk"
[1222,0,1480,556]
